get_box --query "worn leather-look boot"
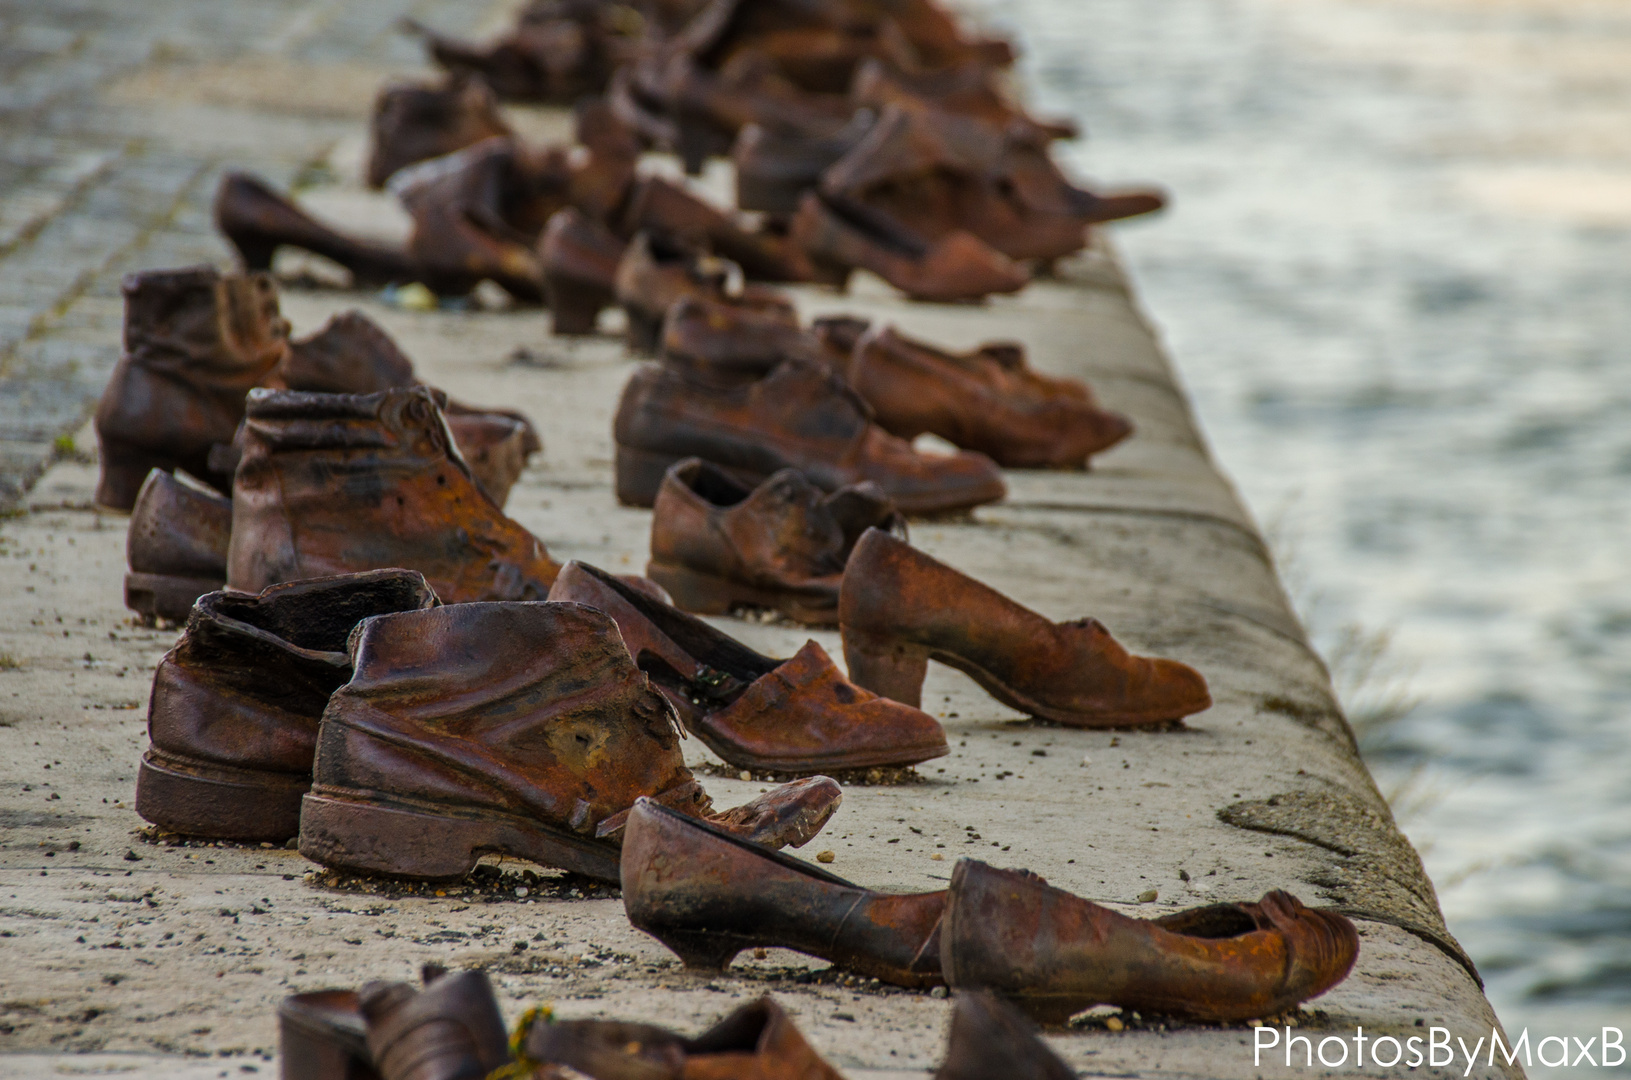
[279,989,380,1080]
[124,468,231,625]
[657,294,813,381]
[550,562,948,772]
[941,860,1361,1024]
[227,387,560,603]
[360,971,509,1080]
[134,570,438,842]
[215,172,420,289]
[840,529,1211,725]
[94,265,289,510]
[934,991,1074,1080]
[299,601,842,883]
[366,76,513,189]
[622,798,946,986]
[842,325,1133,468]
[538,207,625,335]
[648,457,901,625]
[275,311,541,506]
[613,232,794,353]
[613,355,1006,512]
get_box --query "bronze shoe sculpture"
[279,989,379,1080]
[613,231,794,352]
[134,570,438,842]
[366,75,513,189]
[549,561,948,772]
[941,860,1360,1024]
[227,387,561,603]
[619,174,818,283]
[360,970,510,1080]
[839,529,1211,725]
[621,798,946,986]
[514,995,844,1080]
[657,294,812,381]
[934,991,1076,1080]
[539,207,625,335]
[613,353,1006,512]
[404,2,635,105]
[275,311,541,506]
[648,456,902,624]
[299,600,842,883]
[124,468,231,625]
[214,172,421,290]
[94,265,289,510]
[840,324,1134,468]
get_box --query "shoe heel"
[614,445,679,508]
[644,562,733,616]
[841,630,929,708]
[546,274,612,335]
[298,792,488,881]
[221,227,279,272]
[124,571,224,625]
[625,307,664,353]
[644,928,744,971]
[135,751,308,841]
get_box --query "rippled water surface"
[972,0,1631,1058]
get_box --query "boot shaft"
[121,264,289,382]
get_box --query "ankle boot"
[299,601,842,882]
[226,387,561,603]
[621,798,946,986]
[839,529,1211,725]
[647,456,901,625]
[276,311,541,506]
[843,325,1133,468]
[124,468,231,625]
[933,991,1074,1080]
[359,970,509,1080]
[94,265,289,510]
[135,570,438,841]
[612,354,1006,513]
[549,561,947,772]
[538,208,625,335]
[941,860,1360,1024]
[214,173,420,288]
[366,76,512,189]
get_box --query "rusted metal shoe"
[404,2,636,105]
[839,528,1211,724]
[612,232,794,353]
[124,468,231,625]
[226,387,561,602]
[731,113,874,215]
[648,456,902,625]
[934,990,1075,1080]
[613,353,1006,512]
[539,208,625,335]
[366,76,513,189]
[621,797,947,985]
[788,191,1029,302]
[214,172,421,289]
[94,265,289,510]
[941,860,1360,1024]
[657,294,812,381]
[360,970,510,1080]
[134,570,438,842]
[839,324,1134,468]
[279,989,379,1080]
[516,995,844,1080]
[619,174,819,283]
[549,561,947,772]
[275,311,541,506]
[299,601,842,883]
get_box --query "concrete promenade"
[0,2,1519,1077]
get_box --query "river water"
[972,0,1631,1062]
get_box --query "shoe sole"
[124,571,223,625]
[298,789,621,884]
[135,749,309,841]
[645,560,837,627]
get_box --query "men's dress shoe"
[135,570,438,842]
[621,798,946,986]
[941,860,1360,1024]
[647,456,902,625]
[279,989,380,1080]
[276,311,541,506]
[549,562,948,772]
[366,76,513,189]
[539,208,626,335]
[360,970,509,1080]
[215,172,421,289]
[613,355,1006,512]
[124,468,231,624]
[840,529,1211,725]
[94,265,289,510]
[299,601,842,883]
[842,324,1133,468]
[656,294,811,381]
[517,996,844,1080]
[613,232,793,353]
[227,387,562,603]
[933,991,1075,1080]
[789,191,1029,302]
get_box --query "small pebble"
[739,770,752,781]
[1105,1016,1125,1032]
[929,853,944,861]
[1080,755,1092,767]
[816,850,835,863]
[930,986,949,999]
[1137,889,1158,903]
[515,887,529,898]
